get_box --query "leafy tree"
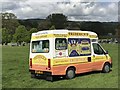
[24,31,30,43]
[2,28,12,45]
[37,20,51,30]
[1,13,20,42]
[47,13,67,29]
[0,13,19,44]
[116,23,120,42]
[67,22,80,30]
[28,28,38,42]
[80,22,106,36]
[90,22,105,36]
[13,25,27,44]
[49,25,55,30]
[19,19,40,31]
[0,29,2,44]
[29,28,38,34]
[2,12,17,19]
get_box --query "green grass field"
[2,44,118,88]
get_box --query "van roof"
[33,29,97,36]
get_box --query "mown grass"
[2,44,118,88]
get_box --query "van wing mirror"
[104,50,108,54]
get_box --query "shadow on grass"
[34,69,112,82]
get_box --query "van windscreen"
[32,40,49,53]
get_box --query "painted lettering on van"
[32,55,47,64]
[33,55,47,61]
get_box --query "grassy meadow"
[2,44,118,88]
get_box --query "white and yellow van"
[29,30,112,81]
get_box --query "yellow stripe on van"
[89,35,98,38]
[31,33,98,40]
[68,32,89,37]
[31,34,53,40]
[32,34,68,40]
[54,34,67,38]
[52,56,88,66]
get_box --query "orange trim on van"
[30,59,111,75]
[52,59,112,75]
[30,64,50,72]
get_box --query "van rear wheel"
[66,68,75,79]
[102,63,110,73]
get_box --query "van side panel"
[92,59,112,71]
[51,62,93,75]
[51,59,112,75]
[51,57,92,75]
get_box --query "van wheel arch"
[66,66,76,72]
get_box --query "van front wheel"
[102,63,110,73]
[66,68,75,79]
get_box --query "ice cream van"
[29,30,112,81]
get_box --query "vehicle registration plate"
[35,71,43,74]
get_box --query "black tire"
[66,68,75,79]
[31,73,36,78]
[102,63,110,73]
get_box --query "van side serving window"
[93,43,104,55]
[55,38,67,50]
[32,40,49,53]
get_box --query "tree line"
[0,12,119,45]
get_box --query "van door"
[92,43,107,70]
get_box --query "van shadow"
[35,70,112,82]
